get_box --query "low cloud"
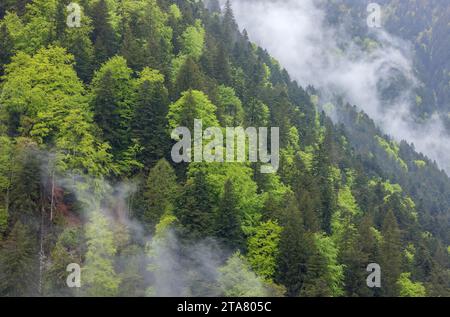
[228,0,450,173]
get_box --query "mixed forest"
[0,0,449,297]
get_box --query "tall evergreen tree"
[176,170,215,240]
[90,0,118,67]
[276,193,313,296]
[91,56,136,157]
[214,179,244,251]
[132,68,170,167]
[0,23,13,77]
[143,159,179,230]
[380,210,402,297]
[0,221,38,296]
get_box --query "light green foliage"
[313,233,345,297]
[137,67,165,85]
[44,228,83,296]
[90,55,140,174]
[179,20,205,59]
[146,213,177,296]
[2,0,57,54]
[171,55,187,81]
[0,136,12,234]
[375,136,408,171]
[83,210,120,296]
[332,184,360,242]
[298,146,315,171]
[414,160,426,168]
[0,47,113,176]
[218,252,268,297]
[168,90,219,130]
[188,163,263,234]
[245,99,270,127]
[397,272,426,297]
[169,4,182,21]
[337,186,360,216]
[215,85,244,126]
[404,243,416,264]
[1,47,86,135]
[247,221,282,281]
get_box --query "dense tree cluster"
[0,0,448,297]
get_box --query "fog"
[227,0,450,174]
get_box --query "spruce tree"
[90,0,118,67]
[132,69,170,167]
[143,159,179,230]
[276,193,313,296]
[380,210,402,296]
[0,23,13,77]
[176,170,215,240]
[174,57,205,98]
[0,221,38,296]
[215,179,244,251]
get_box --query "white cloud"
[229,0,450,173]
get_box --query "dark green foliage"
[0,221,38,296]
[214,179,244,251]
[380,210,402,297]
[90,0,118,67]
[176,170,215,240]
[142,159,179,230]
[132,76,170,167]
[0,0,448,298]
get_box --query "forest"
[0,0,449,297]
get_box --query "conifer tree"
[0,221,38,296]
[276,193,313,296]
[91,56,136,156]
[143,159,179,230]
[176,170,215,240]
[132,68,170,166]
[380,210,402,297]
[90,0,118,67]
[214,179,244,251]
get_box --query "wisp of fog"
[227,0,450,174]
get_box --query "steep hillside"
[0,0,448,297]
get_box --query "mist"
[227,0,450,174]
[51,173,266,297]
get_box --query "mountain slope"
[0,0,448,297]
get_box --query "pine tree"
[214,179,244,251]
[301,234,344,297]
[143,159,179,230]
[222,0,238,51]
[174,57,206,98]
[90,0,118,67]
[380,210,402,297]
[132,68,170,167]
[312,128,337,234]
[0,23,13,77]
[176,170,215,240]
[91,56,136,157]
[276,193,313,296]
[0,221,38,296]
